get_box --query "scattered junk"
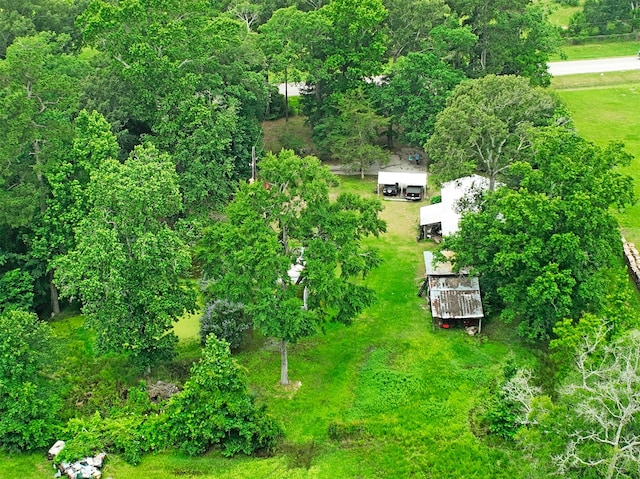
[147,380,180,402]
[48,440,66,460]
[623,239,640,290]
[420,251,484,332]
[47,441,108,479]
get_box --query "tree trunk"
[49,271,60,315]
[360,167,365,180]
[280,338,289,385]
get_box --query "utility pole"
[250,146,256,183]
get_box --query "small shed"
[377,172,427,196]
[423,251,483,331]
[419,174,492,238]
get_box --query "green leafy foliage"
[199,150,385,384]
[376,52,465,147]
[426,74,559,190]
[54,144,196,367]
[0,310,60,451]
[443,128,635,340]
[58,384,164,465]
[199,300,251,351]
[166,336,281,457]
[451,0,560,84]
[0,268,34,312]
[323,88,390,178]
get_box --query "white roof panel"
[377,172,427,189]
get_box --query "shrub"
[0,269,34,313]
[165,336,281,457]
[200,300,250,351]
[0,310,60,451]
[430,195,442,204]
[58,383,165,465]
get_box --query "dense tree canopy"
[441,129,635,340]
[55,144,196,367]
[426,75,560,190]
[377,52,465,147]
[199,150,385,384]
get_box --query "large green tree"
[199,150,386,385]
[325,88,390,178]
[441,129,635,340]
[382,0,450,61]
[79,0,268,214]
[55,144,196,367]
[0,32,88,313]
[445,0,560,85]
[426,74,559,191]
[376,52,465,148]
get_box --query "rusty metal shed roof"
[428,276,484,319]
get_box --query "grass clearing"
[552,41,640,61]
[262,115,317,156]
[551,70,640,89]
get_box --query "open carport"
[377,172,427,196]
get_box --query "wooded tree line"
[563,0,640,37]
[0,0,561,343]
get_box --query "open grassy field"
[553,41,640,61]
[541,2,581,30]
[0,178,541,479]
[553,76,640,244]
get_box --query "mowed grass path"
[1,178,538,478]
[554,80,640,244]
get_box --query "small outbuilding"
[423,251,484,332]
[419,174,492,239]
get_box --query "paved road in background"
[548,56,640,76]
[280,57,640,95]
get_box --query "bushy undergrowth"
[200,300,250,351]
[0,310,61,451]
[56,337,281,465]
[166,336,281,457]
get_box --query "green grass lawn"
[535,0,580,29]
[554,78,640,244]
[552,41,640,61]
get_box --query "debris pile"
[47,441,108,479]
[623,241,640,289]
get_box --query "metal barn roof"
[423,251,483,320]
[428,276,484,319]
